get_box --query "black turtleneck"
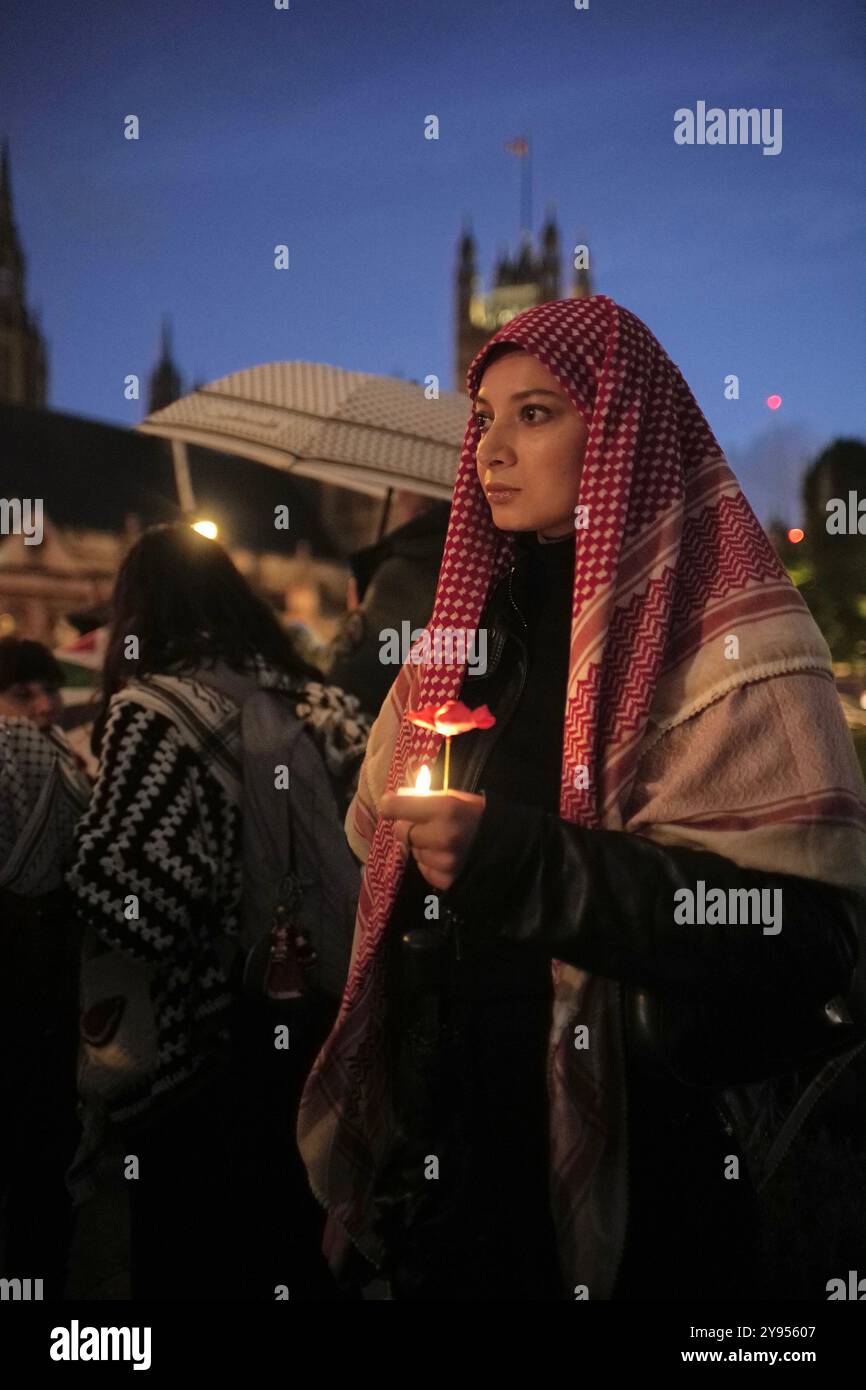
[446,528,574,1008]
[390,526,577,1008]
[476,529,575,812]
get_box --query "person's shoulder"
[0,716,55,767]
[111,672,236,717]
[103,679,188,743]
[0,714,45,739]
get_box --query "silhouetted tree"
[798,439,866,663]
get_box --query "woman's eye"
[474,404,549,434]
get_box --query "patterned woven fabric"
[141,361,468,497]
[67,662,371,1123]
[0,718,91,894]
[297,295,866,1292]
[67,680,245,1119]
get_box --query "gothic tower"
[453,204,595,389]
[539,207,561,303]
[454,219,488,395]
[0,140,49,407]
[147,316,183,413]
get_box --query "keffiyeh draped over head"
[298,295,865,1291]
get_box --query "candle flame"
[415,764,431,793]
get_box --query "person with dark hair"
[0,636,91,1299]
[66,524,369,1300]
[88,520,324,754]
[324,495,452,720]
[0,636,65,730]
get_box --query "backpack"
[230,687,361,1004]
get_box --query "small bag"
[77,929,158,1116]
[76,928,236,1123]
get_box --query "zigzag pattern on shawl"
[114,675,242,801]
[667,492,804,653]
[68,683,246,1125]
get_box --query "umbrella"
[137,362,470,534]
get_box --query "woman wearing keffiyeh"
[297,295,866,1300]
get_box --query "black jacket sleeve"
[443,792,862,1014]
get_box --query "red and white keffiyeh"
[298,295,866,1293]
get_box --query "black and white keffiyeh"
[0,717,91,894]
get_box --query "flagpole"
[506,136,532,238]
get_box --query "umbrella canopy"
[137,362,470,501]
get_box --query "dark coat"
[371,531,863,1300]
[324,503,451,720]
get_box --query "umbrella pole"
[375,487,393,543]
[171,438,196,511]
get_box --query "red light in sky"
[787,528,804,544]
[767,394,782,410]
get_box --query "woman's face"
[474,348,588,538]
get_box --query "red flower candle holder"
[404,700,495,791]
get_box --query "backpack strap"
[758,1041,866,1190]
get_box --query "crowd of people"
[1,295,865,1302]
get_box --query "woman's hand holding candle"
[379,787,486,891]
[384,701,494,887]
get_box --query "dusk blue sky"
[3,0,864,522]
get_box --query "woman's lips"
[486,486,521,504]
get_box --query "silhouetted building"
[454,204,594,387]
[147,317,183,413]
[0,139,48,407]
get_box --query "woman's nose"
[478,429,514,468]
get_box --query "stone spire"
[147,316,183,413]
[0,139,49,406]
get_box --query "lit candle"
[397,763,433,796]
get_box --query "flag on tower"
[505,137,529,156]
